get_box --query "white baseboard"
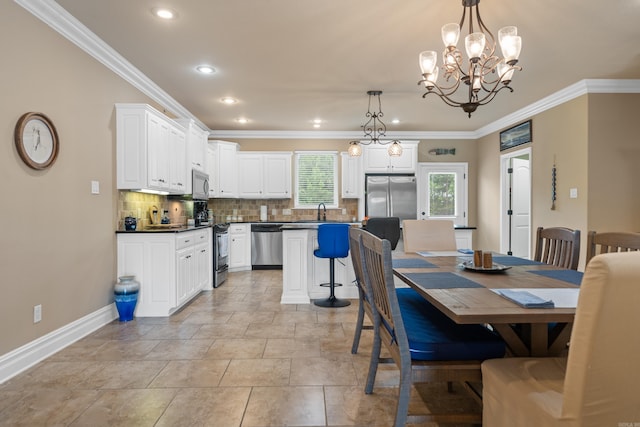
[0,303,118,384]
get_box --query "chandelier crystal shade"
[417,0,522,117]
[348,91,402,157]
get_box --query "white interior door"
[500,148,531,257]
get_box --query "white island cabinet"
[117,228,211,317]
[281,225,357,304]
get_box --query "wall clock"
[14,112,59,170]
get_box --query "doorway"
[500,148,531,258]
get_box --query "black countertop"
[116,224,212,234]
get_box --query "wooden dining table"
[392,252,583,357]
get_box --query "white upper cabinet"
[263,153,292,198]
[208,140,238,198]
[341,152,362,198]
[116,104,187,194]
[238,152,292,199]
[169,123,187,193]
[175,118,208,174]
[206,144,218,198]
[362,142,418,173]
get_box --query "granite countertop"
[116,224,212,234]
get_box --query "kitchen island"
[280,223,358,304]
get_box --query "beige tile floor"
[0,270,479,427]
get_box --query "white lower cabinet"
[454,228,474,250]
[229,224,251,271]
[117,228,211,317]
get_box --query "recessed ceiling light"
[152,8,177,20]
[196,65,216,74]
[236,118,249,124]
[391,119,400,124]
[313,119,323,124]
[313,123,321,128]
[221,97,237,105]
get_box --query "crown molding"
[476,79,640,138]
[15,0,209,131]
[18,1,640,141]
[206,129,478,140]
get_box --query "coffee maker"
[194,200,209,226]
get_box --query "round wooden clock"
[14,112,59,170]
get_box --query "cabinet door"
[389,144,416,173]
[237,154,264,198]
[363,146,391,173]
[263,154,291,198]
[169,125,187,194]
[229,224,250,269]
[341,152,362,198]
[195,243,210,291]
[176,247,193,306]
[206,144,218,198]
[218,143,238,197]
[190,127,206,172]
[148,115,170,190]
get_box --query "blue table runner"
[527,269,584,286]
[492,256,545,266]
[393,258,438,268]
[404,272,483,289]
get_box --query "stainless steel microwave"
[192,169,209,200]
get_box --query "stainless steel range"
[213,223,229,287]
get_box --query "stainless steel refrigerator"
[365,174,417,222]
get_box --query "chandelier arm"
[473,84,515,106]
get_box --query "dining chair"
[357,229,505,426]
[585,230,640,265]
[349,227,374,354]
[482,251,640,426]
[533,226,581,270]
[364,217,401,250]
[401,219,457,253]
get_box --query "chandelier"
[417,0,522,117]
[348,90,402,157]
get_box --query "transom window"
[294,151,338,208]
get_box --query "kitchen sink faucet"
[317,203,326,221]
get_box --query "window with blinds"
[294,151,338,208]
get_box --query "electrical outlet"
[342,208,347,215]
[33,304,42,323]
[283,209,292,216]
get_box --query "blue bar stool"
[314,224,351,307]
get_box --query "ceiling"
[54,0,640,136]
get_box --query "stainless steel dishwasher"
[251,224,283,269]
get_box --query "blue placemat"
[527,269,584,286]
[493,256,545,266]
[392,258,438,268]
[494,289,555,308]
[405,272,483,289]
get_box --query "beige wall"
[0,3,156,354]
[587,93,640,233]
[476,93,640,270]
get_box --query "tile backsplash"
[209,198,359,223]
[118,191,360,229]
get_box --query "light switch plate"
[569,188,578,199]
[283,209,292,216]
[91,180,100,194]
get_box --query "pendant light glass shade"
[348,141,362,157]
[388,141,403,157]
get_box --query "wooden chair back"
[349,227,373,354]
[586,231,640,265]
[402,219,457,253]
[534,226,581,270]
